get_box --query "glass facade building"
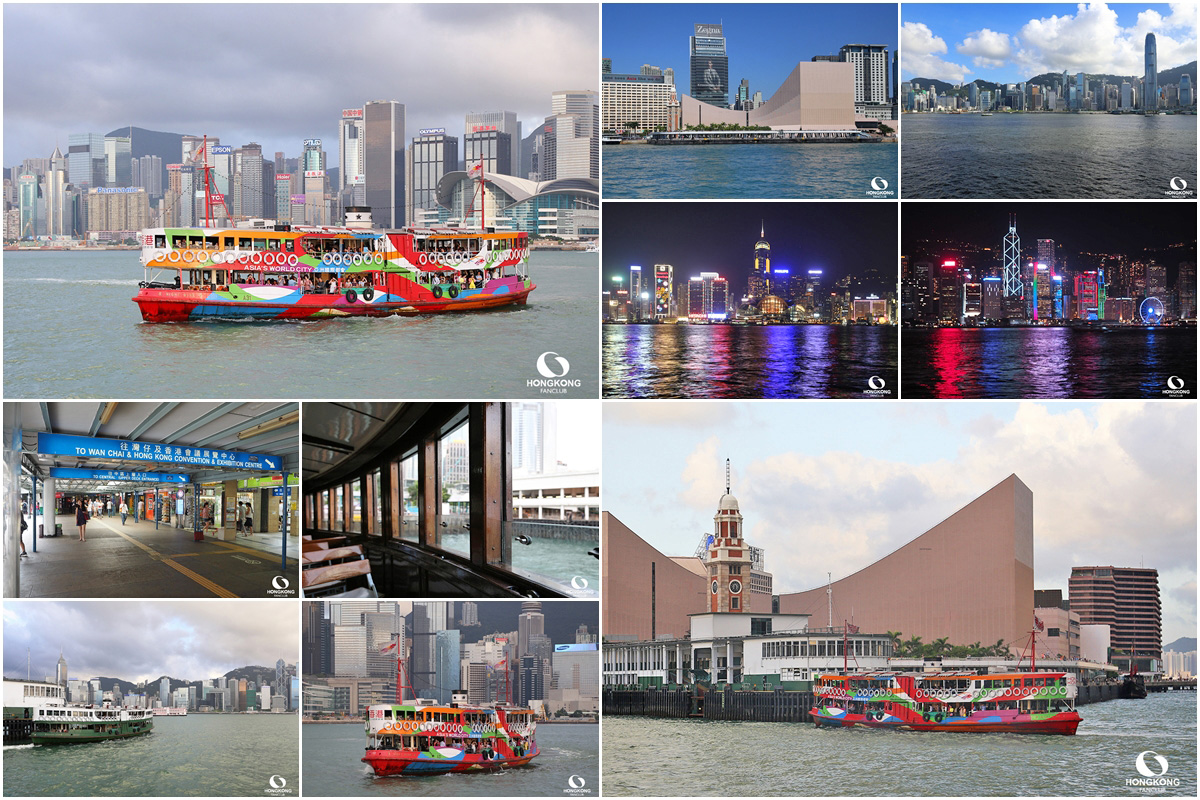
[407,132,459,227]
[690,23,729,107]
[364,100,406,228]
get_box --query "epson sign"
[211,145,233,155]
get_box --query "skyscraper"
[749,223,771,301]
[232,143,264,220]
[406,130,458,226]
[1069,566,1161,667]
[690,23,728,106]
[541,90,599,180]
[45,146,73,238]
[67,132,106,189]
[1002,214,1021,312]
[363,100,406,228]
[839,44,890,107]
[464,110,522,174]
[56,652,68,687]
[518,601,545,656]
[339,108,366,205]
[654,264,674,319]
[512,402,557,475]
[688,273,729,320]
[1144,33,1158,112]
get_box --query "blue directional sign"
[49,467,191,484]
[38,433,282,472]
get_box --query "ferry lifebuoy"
[288,254,299,267]
[447,284,460,299]
[374,253,384,265]
[432,285,443,299]
[418,252,428,266]
[322,253,334,266]
[362,287,375,302]
[182,249,195,262]
[166,250,181,262]
[211,251,225,264]
[250,251,262,265]
[346,289,358,304]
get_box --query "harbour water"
[901,327,1197,398]
[603,691,1197,797]
[2,713,299,797]
[2,250,598,399]
[436,531,599,595]
[901,114,1198,199]
[301,721,599,797]
[602,144,898,199]
[603,324,898,398]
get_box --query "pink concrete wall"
[603,513,707,640]
[681,62,856,130]
[779,475,1035,649]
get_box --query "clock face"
[711,581,718,594]
[729,580,742,594]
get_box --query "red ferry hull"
[361,746,539,776]
[811,709,1081,735]
[132,284,534,323]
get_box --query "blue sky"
[603,401,1197,643]
[603,3,897,104]
[902,2,1196,84]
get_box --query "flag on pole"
[1034,615,1044,632]
[379,641,398,653]
[846,623,860,634]
[468,163,483,179]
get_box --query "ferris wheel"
[1139,297,1165,324]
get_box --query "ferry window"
[370,469,382,537]
[336,485,349,531]
[154,235,166,248]
[268,240,280,251]
[349,479,362,533]
[239,238,252,250]
[254,239,267,252]
[399,452,419,542]
[284,239,294,252]
[437,421,470,560]
[205,236,218,247]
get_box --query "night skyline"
[903,202,1197,258]
[604,202,898,299]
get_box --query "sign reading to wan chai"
[37,433,280,471]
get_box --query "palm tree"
[904,635,925,657]
[931,637,951,656]
[885,631,903,656]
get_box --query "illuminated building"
[852,295,887,323]
[982,276,1004,320]
[1075,272,1100,319]
[654,264,674,319]
[629,265,644,321]
[688,273,728,321]
[1003,214,1022,313]
[748,224,771,302]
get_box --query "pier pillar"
[3,410,20,598]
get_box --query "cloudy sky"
[902,2,1196,84]
[3,3,598,166]
[604,401,1197,643]
[3,601,298,684]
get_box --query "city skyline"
[603,202,897,299]
[902,2,1195,84]
[2,601,297,684]
[902,202,1198,256]
[602,401,1196,643]
[603,3,897,105]
[2,3,598,166]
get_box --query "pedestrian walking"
[119,500,129,525]
[75,500,88,542]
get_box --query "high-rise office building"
[654,264,674,319]
[464,129,513,177]
[45,146,73,238]
[232,143,264,220]
[512,402,557,475]
[407,130,458,226]
[839,44,889,106]
[339,108,366,205]
[365,611,405,678]
[104,135,132,187]
[67,132,106,189]
[688,273,729,320]
[363,100,406,228]
[465,111,521,175]
[1069,566,1161,667]
[333,623,368,676]
[303,602,333,677]
[434,630,461,705]
[749,224,771,301]
[1144,33,1158,111]
[411,602,451,700]
[541,90,599,180]
[690,23,728,106]
[518,601,545,656]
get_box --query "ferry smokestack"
[345,206,373,229]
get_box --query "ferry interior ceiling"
[3,401,300,599]
[301,401,599,600]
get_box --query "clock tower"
[709,459,753,613]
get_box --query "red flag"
[846,623,860,634]
[1034,615,1044,632]
[379,641,397,653]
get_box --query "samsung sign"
[37,432,281,471]
[553,643,599,653]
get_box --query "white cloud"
[958,28,1015,69]
[1015,2,1198,78]
[902,21,972,82]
